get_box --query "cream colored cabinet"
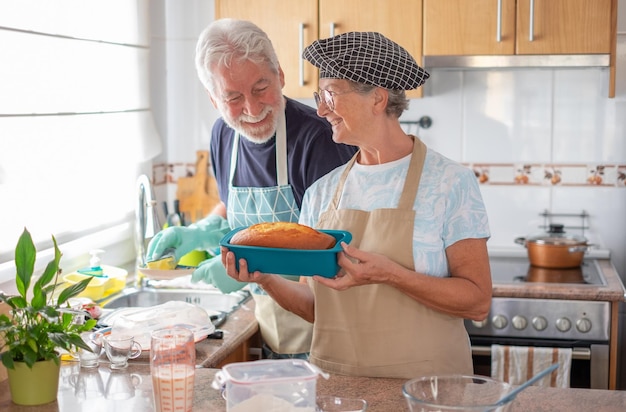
[216,0,424,98]
[423,0,618,97]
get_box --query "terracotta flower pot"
[7,358,60,406]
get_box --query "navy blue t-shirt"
[210,97,358,209]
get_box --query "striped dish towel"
[491,345,572,388]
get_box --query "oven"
[466,256,612,389]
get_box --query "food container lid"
[212,359,329,387]
[525,224,587,245]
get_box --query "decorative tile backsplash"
[153,160,626,189]
[467,163,626,187]
[152,161,200,186]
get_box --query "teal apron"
[227,109,313,356]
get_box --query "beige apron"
[309,137,473,378]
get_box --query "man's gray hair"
[195,18,280,93]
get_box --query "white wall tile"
[403,71,464,161]
[553,68,626,163]
[479,185,552,248]
[462,70,553,163]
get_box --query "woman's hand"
[220,246,315,321]
[220,246,268,285]
[313,242,399,290]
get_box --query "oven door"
[468,336,609,389]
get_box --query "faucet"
[135,174,161,269]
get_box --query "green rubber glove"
[191,255,246,294]
[146,215,231,262]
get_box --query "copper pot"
[515,224,589,269]
[525,266,585,283]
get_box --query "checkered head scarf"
[303,31,429,90]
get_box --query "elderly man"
[147,19,357,359]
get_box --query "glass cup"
[105,370,143,401]
[316,395,368,411]
[103,334,142,370]
[73,331,103,368]
[150,327,196,412]
[70,369,105,400]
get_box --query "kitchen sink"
[99,287,250,314]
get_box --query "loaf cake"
[230,222,336,250]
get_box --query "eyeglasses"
[313,89,355,111]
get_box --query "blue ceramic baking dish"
[219,227,352,278]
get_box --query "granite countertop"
[493,259,626,301]
[193,296,259,368]
[2,362,625,411]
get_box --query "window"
[0,1,161,282]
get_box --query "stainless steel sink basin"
[100,287,250,314]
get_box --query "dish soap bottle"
[77,249,105,277]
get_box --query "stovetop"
[489,256,606,287]
[467,257,612,342]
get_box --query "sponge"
[145,255,177,270]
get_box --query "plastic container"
[220,228,352,278]
[212,359,329,412]
[108,301,215,350]
[62,265,128,301]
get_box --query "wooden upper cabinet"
[424,0,613,56]
[516,0,613,55]
[215,0,319,98]
[423,0,516,55]
[216,0,424,98]
[319,0,423,98]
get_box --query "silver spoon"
[495,363,559,406]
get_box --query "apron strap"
[329,151,359,210]
[398,136,427,210]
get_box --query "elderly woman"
[222,32,492,379]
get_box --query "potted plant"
[0,228,97,406]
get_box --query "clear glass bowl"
[403,375,514,412]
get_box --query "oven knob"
[556,317,572,332]
[471,319,488,328]
[576,318,592,333]
[512,315,528,330]
[492,314,508,329]
[532,316,548,331]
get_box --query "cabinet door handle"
[496,0,502,42]
[529,0,535,42]
[299,22,305,87]
[329,22,335,37]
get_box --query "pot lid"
[525,224,587,245]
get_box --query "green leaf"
[26,338,38,354]
[57,277,93,306]
[1,352,15,370]
[36,238,60,289]
[83,319,97,330]
[22,350,38,368]
[14,228,36,298]
[3,295,25,310]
